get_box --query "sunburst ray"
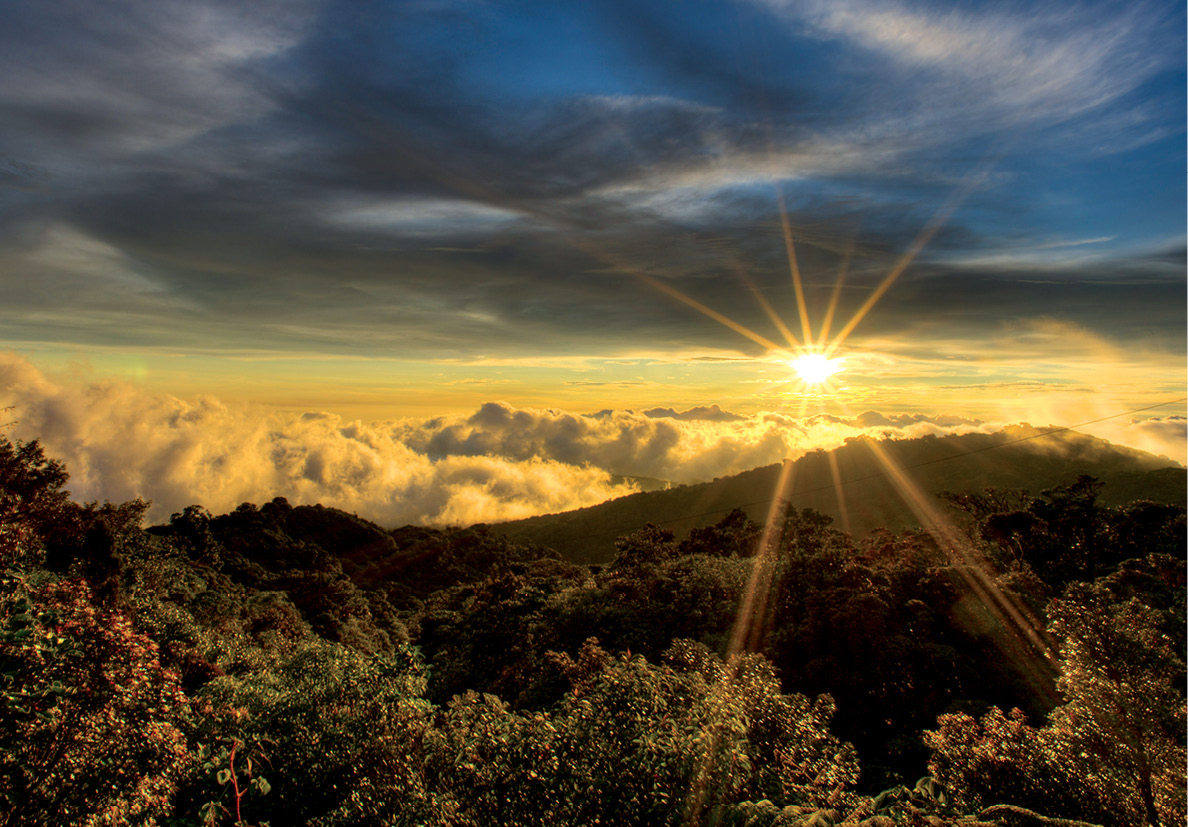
[776,185,815,347]
[826,449,851,535]
[727,457,796,658]
[816,237,854,347]
[857,434,1059,705]
[826,164,991,356]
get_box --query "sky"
[0,0,1184,524]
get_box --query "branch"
[979,804,1104,827]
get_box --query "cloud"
[0,355,633,526]
[1,354,1181,528]
[765,0,1179,139]
[851,411,983,429]
[643,405,746,422]
[0,0,1180,377]
[324,196,527,238]
[0,0,312,165]
[0,0,1179,530]
[1074,415,1187,467]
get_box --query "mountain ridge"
[494,425,1186,563]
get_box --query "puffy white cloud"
[0,356,632,526]
[1086,415,1187,467]
[0,353,1179,528]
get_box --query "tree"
[924,707,1103,822]
[183,639,438,825]
[679,509,764,558]
[0,575,191,826]
[925,582,1186,827]
[0,438,70,529]
[1045,584,1186,827]
[410,639,862,827]
[0,441,191,826]
[609,523,680,570]
[946,478,1185,592]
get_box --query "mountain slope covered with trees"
[496,427,1184,563]
[1,433,1183,826]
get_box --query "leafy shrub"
[925,581,1187,827]
[424,639,860,827]
[0,574,191,826]
[182,639,438,825]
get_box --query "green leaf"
[872,785,904,811]
[198,801,221,825]
[806,810,835,827]
[216,768,232,785]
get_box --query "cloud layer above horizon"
[2,355,1181,528]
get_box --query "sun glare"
[790,353,842,384]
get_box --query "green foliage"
[868,775,950,820]
[426,691,561,825]
[0,574,191,826]
[925,579,1187,827]
[418,504,1053,789]
[153,500,403,653]
[960,478,1186,590]
[0,438,71,529]
[165,504,218,562]
[351,519,556,608]
[196,735,272,827]
[1046,584,1186,827]
[679,508,764,558]
[924,707,1096,821]
[423,639,860,827]
[766,511,1000,788]
[0,436,1182,826]
[182,638,437,825]
[418,570,569,706]
[610,523,681,570]
[0,507,42,572]
[414,523,752,709]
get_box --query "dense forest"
[1,434,1184,826]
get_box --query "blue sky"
[0,0,1183,420]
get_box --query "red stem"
[228,740,244,825]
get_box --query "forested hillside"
[1,434,1184,826]
[497,427,1186,563]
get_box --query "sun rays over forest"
[0,0,1184,824]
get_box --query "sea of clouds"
[1,353,1181,528]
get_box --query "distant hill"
[494,426,1186,563]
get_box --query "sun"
[790,352,843,384]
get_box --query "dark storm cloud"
[851,253,1188,346]
[0,0,1183,362]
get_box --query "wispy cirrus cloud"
[762,0,1180,138]
[0,0,314,166]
